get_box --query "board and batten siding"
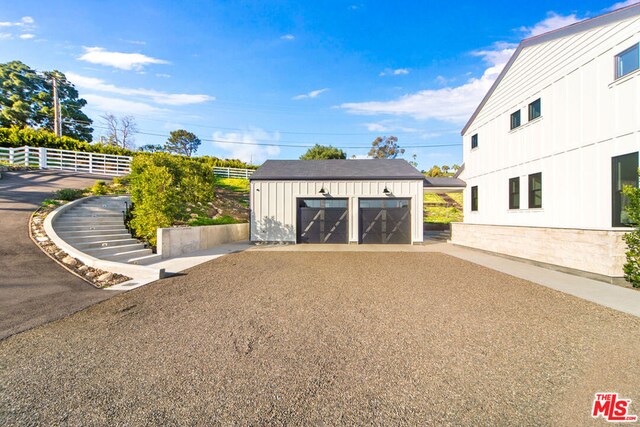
[250,180,424,243]
[462,13,640,230]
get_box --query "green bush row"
[128,153,217,246]
[0,127,136,156]
[0,127,257,169]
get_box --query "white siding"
[250,180,424,243]
[463,14,640,230]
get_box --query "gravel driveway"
[1,251,639,425]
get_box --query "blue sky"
[1,0,636,168]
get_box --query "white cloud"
[211,129,281,164]
[292,88,329,100]
[83,94,164,115]
[340,11,582,124]
[0,16,34,27]
[606,0,640,11]
[280,34,295,41]
[155,73,171,78]
[78,47,168,71]
[363,121,419,133]
[379,68,410,76]
[0,33,12,40]
[519,12,582,38]
[19,33,35,40]
[65,72,213,105]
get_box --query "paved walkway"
[0,170,119,339]
[253,242,640,317]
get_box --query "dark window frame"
[471,133,478,149]
[471,186,478,212]
[612,152,639,227]
[615,43,640,79]
[510,110,521,130]
[528,173,542,209]
[509,177,520,210]
[528,98,541,121]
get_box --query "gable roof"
[423,176,466,188]
[250,159,425,181]
[461,2,640,136]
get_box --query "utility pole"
[52,77,62,137]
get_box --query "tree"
[622,179,640,287]
[368,136,404,159]
[452,164,461,172]
[101,113,138,148]
[409,154,418,168]
[442,165,451,174]
[139,144,164,153]
[425,165,443,177]
[300,144,346,160]
[0,61,93,141]
[164,129,201,157]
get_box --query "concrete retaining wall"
[157,223,249,258]
[450,223,628,279]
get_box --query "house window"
[471,134,478,149]
[612,152,639,227]
[528,98,541,121]
[509,177,520,209]
[471,186,478,211]
[528,173,542,209]
[510,110,521,130]
[615,44,639,79]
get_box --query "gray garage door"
[297,199,348,244]
[359,199,411,244]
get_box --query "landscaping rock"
[62,256,78,266]
[77,265,89,273]
[97,272,113,282]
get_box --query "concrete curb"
[44,195,165,281]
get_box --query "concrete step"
[83,243,146,257]
[59,213,123,219]
[73,238,140,250]
[56,219,125,226]
[127,253,162,265]
[56,225,128,233]
[58,228,128,237]
[63,233,133,243]
[101,248,154,262]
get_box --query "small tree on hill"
[139,144,164,153]
[101,113,138,148]
[164,129,201,157]
[368,136,404,159]
[300,144,346,160]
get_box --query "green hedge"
[0,127,135,156]
[128,153,217,246]
[0,127,257,168]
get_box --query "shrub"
[128,152,216,246]
[622,182,640,287]
[54,188,85,201]
[91,180,108,195]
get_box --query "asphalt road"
[0,170,119,339]
[1,251,638,425]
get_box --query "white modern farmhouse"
[451,4,640,283]
[250,159,425,244]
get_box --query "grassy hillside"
[424,192,463,224]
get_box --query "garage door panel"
[359,199,411,244]
[297,198,348,244]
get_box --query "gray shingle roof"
[423,176,466,188]
[250,159,425,181]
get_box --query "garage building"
[250,159,425,244]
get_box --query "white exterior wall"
[462,14,640,230]
[250,180,424,243]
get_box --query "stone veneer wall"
[450,223,628,279]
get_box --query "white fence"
[0,146,132,176]
[213,166,254,179]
